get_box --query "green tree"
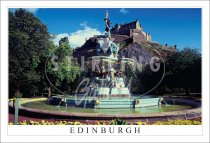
[130,48,201,96]
[165,48,201,95]
[136,61,165,95]
[9,9,50,98]
[46,37,81,94]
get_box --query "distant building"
[110,19,152,42]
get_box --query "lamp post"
[14,98,19,125]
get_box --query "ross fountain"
[49,10,162,109]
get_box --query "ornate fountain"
[49,11,162,109]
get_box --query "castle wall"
[111,20,152,43]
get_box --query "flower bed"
[9,118,201,125]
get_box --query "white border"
[1,1,209,142]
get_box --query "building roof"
[120,20,138,28]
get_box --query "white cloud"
[9,8,39,14]
[25,8,39,13]
[69,27,101,48]
[120,8,129,14]
[53,24,102,48]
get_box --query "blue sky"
[11,8,201,50]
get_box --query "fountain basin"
[48,95,162,109]
[9,96,201,120]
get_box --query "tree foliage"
[9,9,81,98]
[129,48,201,95]
[9,9,50,97]
[46,37,81,94]
[164,48,201,95]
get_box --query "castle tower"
[135,19,142,30]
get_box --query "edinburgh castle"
[111,19,152,42]
[73,19,176,65]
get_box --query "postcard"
[0,0,209,143]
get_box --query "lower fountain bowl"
[48,95,162,109]
[9,96,201,120]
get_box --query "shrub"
[110,118,128,125]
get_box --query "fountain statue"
[104,10,111,38]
